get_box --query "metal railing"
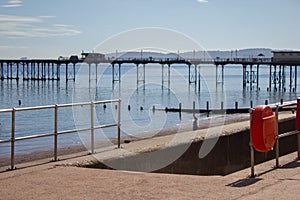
[249,101,300,177]
[0,99,121,170]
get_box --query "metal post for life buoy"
[250,109,255,177]
[275,106,280,168]
[296,98,300,160]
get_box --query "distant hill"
[180,48,273,59]
[105,48,274,60]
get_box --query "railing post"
[11,108,16,170]
[249,109,255,177]
[297,131,300,160]
[275,106,279,167]
[91,101,95,154]
[117,99,121,148]
[54,105,58,161]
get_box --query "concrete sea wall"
[87,116,298,176]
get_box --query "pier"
[1,52,300,92]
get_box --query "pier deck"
[1,57,300,92]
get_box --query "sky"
[0,0,299,58]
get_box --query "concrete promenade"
[0,112,299,199]
[0,151,299,199]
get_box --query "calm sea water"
[0,63,299,157]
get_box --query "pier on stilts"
[0,59,76,82]
[1,52,300,93]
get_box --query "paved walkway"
[0,151,299,200]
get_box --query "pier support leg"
[161,64,170,89]
[136,63,139,86]
[37,63,40,80]
[243,64,247,89]
[112,63,121,84]
[282,65,286,91]
[188,64,191,84]
[198,65,201,92]
[119,64,121,83]
[274,65,277,91]
[188,64,196,84]
[73,63,76,81]
[6,63,9,79]
[279,65,282,91]
[250,65,253,91]
[0,62,3,80]
[161,64,164,89]
[89,64,91,83]
[168,64,171,88]
[221,64,224,86]
[10,63,13,79]
[22,63,25,80]
[257,64,259,90]
[57,64,60,80]
[295,66,297,91]
[137,63,146,89]
[290,65,292,92]
[215,64,218,85]
[95,63,97,83]
[66,63,68,82]
[269,65,272,92]
[15,62,19,80]
[52,63,54,80]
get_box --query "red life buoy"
[250,105,277,152]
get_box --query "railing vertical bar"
[91,102,95,154]
[297,131,300,160]
[54,105,58,161]
[249,109,255,177]
[118,100,121,148]
[275,106,280,167]
[11,108,15,170]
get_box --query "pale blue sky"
[0,0,299,58]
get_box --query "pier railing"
[0,99,121,170]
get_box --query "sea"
[0,62,299,158]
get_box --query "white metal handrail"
[0,99,121,170]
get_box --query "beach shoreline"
[0,113,251,168]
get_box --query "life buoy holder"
[250,105,277,152]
